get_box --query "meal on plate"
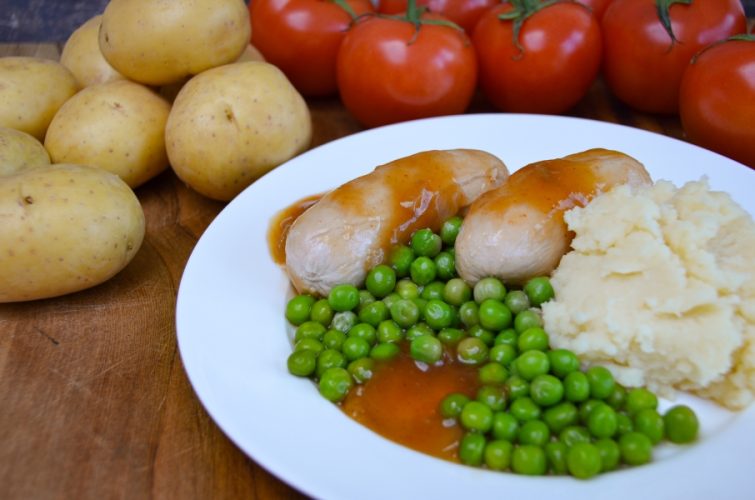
[269,148,755,479]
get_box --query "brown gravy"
[341,347,480,461]
[266,193,323,265]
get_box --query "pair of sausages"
[284,148,651,295]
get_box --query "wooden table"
[0,42,697,499]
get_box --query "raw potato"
[0,57,78,140]
[0,164,145,303]
[0,127,51,176]
[60,15,126,88]
[166,62,312,201]
[44,80,171,188]
[99,0,251,86]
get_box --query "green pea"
[523,276,554,306]
[328,284,360,312]
[287,350,317,377]
[365,264,396,298]
[322,329,346,351]
[634,408,664,444]
[440,216,463,245]
[586,365,615,400]
[411,297,427,315]
[518,419,550,446]
[513,309,542,334]
[663,405,699,444]
[441,278,470,306]
[567,442,602,479]
[504,290,530,314]
[410,335,443,364]
[616,412,634,435]
[331,311,357,333]
[564,371,590,402]
[370,342,400,361]
[294,338,324,355]
[420,281,445,300]
[595,438,620,472]
[406,322,434,341]
[587,403,618,439]
[477,385,507,411]
[382,293,401,310]
[578,399,603,424]
[348,357,374,384]
[548,349,580,378]
[489,344,516,367]
[358,290,375,310]
[457,337,489,365]
[285,294,315,325]
[494,329,518,347]
[358,301,389,327]
[423,299,455,330]
[316,349,347,378]
[389,245,414,278]
[349,322,377,345]
[515,350,550,381]
[542,402,578,433]
[509,397,541,422]
[492,412,519,441]
[484,440,513,471]
[512,445,546,475]
[619,432,653,465]
[438,327,464,345]
[376,319,403,343]
[530,374,564,407]
[390,299,420,328]
[559,425,591,447]
[318,367,353,402]
[478,299,512,331]
[504,376,530,400]
[459,432,486,466]
[460,401,494,432]
[479,362,509,385]
[310,299,334,326]
[517,327,549,352]
[606,384,627,409]
[439,393,470,419]
[545,441,568,475]
[457,301,479,328]
[294,321,326,342]
[625,388,658,416]
[411,228,442,257]
[342,336,370,361]
[396,279,420,300]
[434,251,456,280]
[473,277,506,303]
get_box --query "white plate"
[176,114,755,500]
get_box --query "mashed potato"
[542,179,755,410]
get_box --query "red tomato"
[472,2,602,114]
[577,0,612,20]
[679,38,755,169]
[336,13,477,128]
[602,0,746,114]
[377,0,498,33]
[250,0,374,97]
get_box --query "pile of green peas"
[284,217,700,479]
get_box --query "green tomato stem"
[498,0,560,57]
[655,0,693,44]
[331,0,358,21]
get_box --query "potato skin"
[0,164,145,303]
[44,80,171,188]
[0,57,78,140]
[166,62,312,201]
[0,127,51,176]
[60,15,126,88]
[99,0,251,85]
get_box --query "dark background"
[1,0,754,43]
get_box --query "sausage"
[455,148,652,285]
[285,149,508,296]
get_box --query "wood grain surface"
[0,41,728,499]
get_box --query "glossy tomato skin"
[250,0,374,97]
[378,0,498,33]
[602,0,746,114]
[337,15,477,128]
[472,3,601,114]
[577,0,612,20]
[679,40,755,169]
